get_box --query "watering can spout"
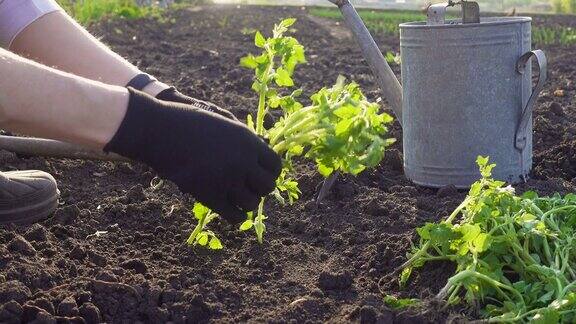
[327,0,403,123]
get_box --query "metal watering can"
[327,0,547,188]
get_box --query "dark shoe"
[0,170,59,225]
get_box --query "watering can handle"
[514,49,547,151]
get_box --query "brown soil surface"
[1,5,575,323]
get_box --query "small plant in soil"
[187,18,395,248]
[387,156,576,323]
[186,202,223,250]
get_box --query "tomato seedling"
[390,156,576,323]
[186,202,223,250]
[188,18,395,247]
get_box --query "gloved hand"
[156,87,238,121]
[105,88,281,223]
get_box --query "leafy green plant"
[392,156,576,322]
[187,203,223,250]
[239,18,394,243]
[383,295,421,310]
[385,51,401,65]
[187,18,395,247]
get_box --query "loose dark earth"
[1,5,575,323]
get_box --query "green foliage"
[238,18,394,243]
[533,26,576,46]
[189,18,394,248]
[56,0,158,25]
[310,7,576,46]
[397,156,576,322]
[551,0,564,12]
[309,8,426,37]
[186,202,223,249]
[551,0,576,13]
[268,76,396,177]
[385,51,401,65]
[383,295,420,310]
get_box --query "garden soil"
[1,5,576,323]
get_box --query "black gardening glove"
[156,87,238,121]
[105,88,281,223]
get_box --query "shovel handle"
[0,135,129,162]
[514,50,547,151]
[326,0,404,124]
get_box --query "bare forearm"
[0,47,127,149]
[10,10,168,96]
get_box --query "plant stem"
[187,212,207,245]
[446,197,472,224]
[254,198,266,244]
[256,90,267,135]
[272,129,326,154]
[255,49,274,135]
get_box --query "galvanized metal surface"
[461,1,480,24]
[515,50,547,151]
[400,17,546,187]
[427,3,450,26]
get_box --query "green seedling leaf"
[317,163,334,177]
[209,236,223,250]
[254,31,266,48]
[531,309,560,324]
[280,18,296,28]
[472,233,491,253]
[246,114,255,132]
[239,220,254,231]
[400,267,412,287]
[240,55,258,69]
[197,232,209,246]
[275,67,294,87]
[193,202,210,220]
[383,295,420,310]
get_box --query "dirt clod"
[24,224,48,242]
[0,281,31,304]
[436,185,459,198]
[549,102,564,116]
[31,310,57,324]
[87,251,107,267]
[94,271,118,283]
[318,270,353,290]
[0,300,22,323]
[7,235,36,256]
[29,298,55,315]
[119,259,148,274]
[359,305,379,324]
[57,296,79,317]
[69,245,86,260]
[78,303,101,324]
[124,184,146,203]
[53,205,80,225]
